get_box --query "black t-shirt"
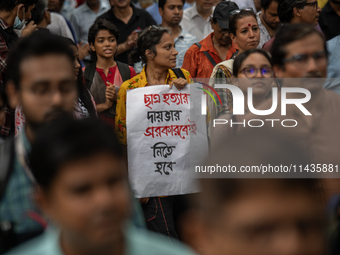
[319,1,340,41]
[96,4,156,64]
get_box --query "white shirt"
[47,12,74,41]
[180,3,213,41]
[233,0,256,10]
[256,12,271,48]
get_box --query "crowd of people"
[0,0,340,254]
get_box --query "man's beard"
[262,14,280,30]
[28,108,72,132]
[220,36,232,47]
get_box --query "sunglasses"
[229,8,254,16]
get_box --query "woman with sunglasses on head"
[115,25,192,240]
[212,49,274,144]
[210,8,260,117]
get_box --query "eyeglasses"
[283,51,327,68]
[303,1,318,9]
[240,67,274,78]
[229,8,254,16]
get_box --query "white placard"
[126,83,208,198]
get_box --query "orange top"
[182,33,238,78]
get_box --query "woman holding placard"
[115,25,192,240]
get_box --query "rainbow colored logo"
[196,83,223,107]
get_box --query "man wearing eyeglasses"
[268,23,340,202]
[271,24,327,79]
[263,0,321,51]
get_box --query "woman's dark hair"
[229,9,257,35]
[128,25,170,65]
[62,37,96,118]
[278,0,307,24]
[88,19,120,61]
[30,118,124,190]
[233,49,273,77]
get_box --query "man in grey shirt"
[180,0,213,41]
[70,0,110,64]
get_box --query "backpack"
[84,61,131,89]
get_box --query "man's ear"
[17,4,25,16]
[293,6,302,18]
[159,7,163,17]
[6,81,19,109]
[273,65,284,78]
[45,10,51,25]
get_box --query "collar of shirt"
[174,27,185,41]
[139,66,179,85]
[83,0,108,13]
[199,32,238,52]
[199,32,238,60]
[188,3,213,20]
[0,17,10,30]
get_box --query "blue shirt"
[5,225,197,255]
[0,131,43,234]
[69,1,110,43]
[324,35,340,94]
[146,1,193,25]
[175,28,197,68]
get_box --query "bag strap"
[0,137,15,201]
[171,68,185,79]
[84,62,97,90]
[231,50,239,59]
[195,42,217,67]
[116,61,131,81]
[195,42,202,49]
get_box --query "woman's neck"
[145,64,168,85]
[96,56,116,76]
